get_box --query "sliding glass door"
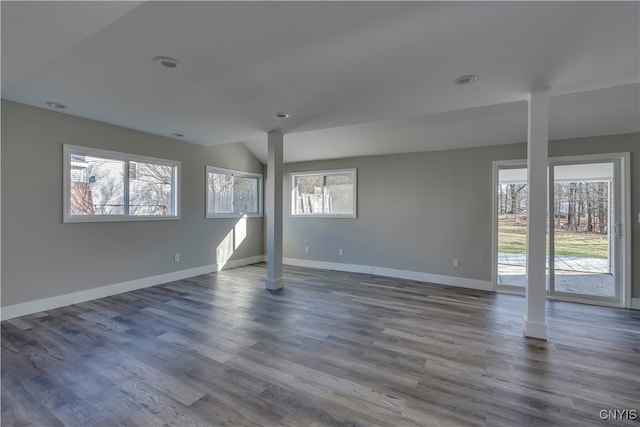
[496,166,528,292]
[494,154,630,307]
[548,160,624,305]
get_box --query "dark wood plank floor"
[2,263,639,426]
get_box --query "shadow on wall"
[216,215,248,268]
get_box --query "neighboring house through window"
[63,145,180,222]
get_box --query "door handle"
[614,223,622,237]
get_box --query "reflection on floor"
[497,253,614,297]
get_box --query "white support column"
[265,131,284,291]
[524,89,549,340]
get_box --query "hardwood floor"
[2,263,639,426]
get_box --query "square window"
[206,166,263,218]
[129,161,175,216]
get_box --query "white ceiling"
[2,1,638,164]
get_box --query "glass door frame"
[492,160,529,294]
[493,153,631,308]
[547,153,631,308]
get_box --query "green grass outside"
[498,222,608,258]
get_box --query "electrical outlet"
[174,253,180,262]
[338,248,344,256]
[304,246,310,254]
[453,258,460,267]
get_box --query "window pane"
[294,175,323,214]
[206,167,262,217]
[325,173,354,214]
[71,156,125,215]
[208,172,233,213]
[234,176,259,214]
[129,162,174,216]
[292,170,356,217]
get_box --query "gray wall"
[2,98,637,308]
[283,133,639,297]
[1,100,264,306]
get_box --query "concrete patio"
[497,252,615,297]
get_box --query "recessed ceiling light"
[455,75,478,85]
[171,133,184,138]
[154,56,181,69]
[45,101,67,109]
[275,112,290,118]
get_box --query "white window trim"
[290,168,357,218]
[63,144,181,223]
[206,166,263,218]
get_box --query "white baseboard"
[282,257,493,291]
[632,298,640,310]
[266,277,284,291]
[372,266,493,291]
[1,256,263,321]
[523,314,548,340]
[283,258,372,275]
[218,255,265,271]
